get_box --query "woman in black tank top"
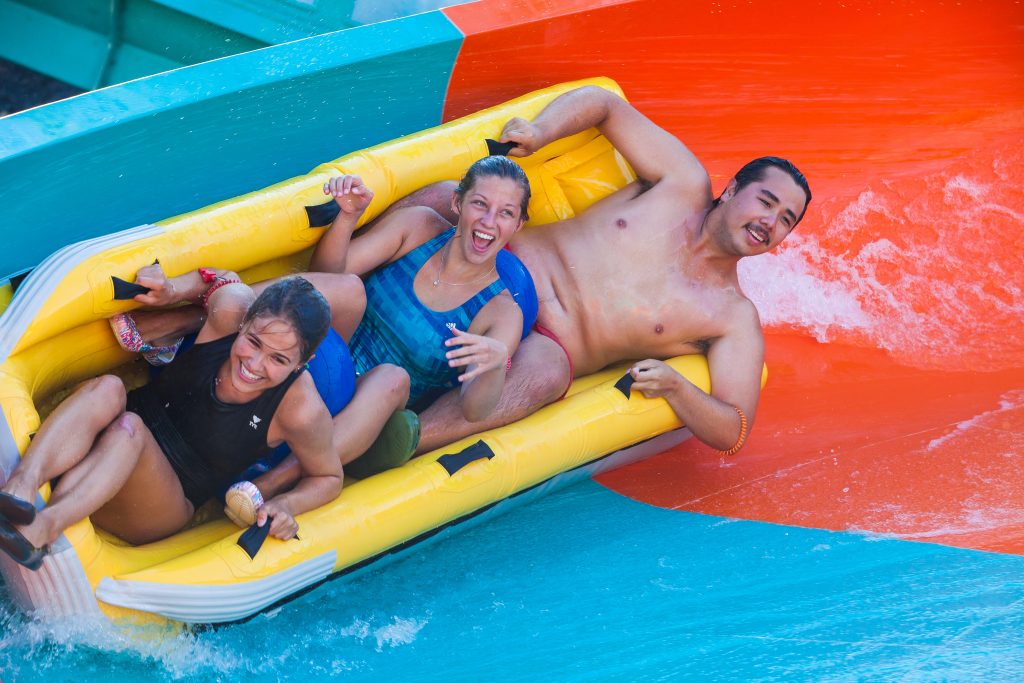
[0,268,386,571]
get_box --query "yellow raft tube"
[0,78,746,625]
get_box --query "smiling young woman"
[0,271,359,570]
[311,156,536,422]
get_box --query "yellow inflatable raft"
[0,78,744,625]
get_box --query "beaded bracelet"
[718,405,749,456]
[200,276,241,309]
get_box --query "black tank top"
[126,334,303,507]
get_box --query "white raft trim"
[0,541,103,619]
[0,224,166,619]
[96,550,337,623]
[0,223,165,362]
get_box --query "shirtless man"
[415,85,810,454]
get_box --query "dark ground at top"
[0,58,85,117]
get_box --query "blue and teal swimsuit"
[349,227,537,411]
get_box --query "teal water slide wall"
[0,10,463,282]
[0,0,363,89]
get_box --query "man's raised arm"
[500,85,710,198]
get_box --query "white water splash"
[740,141,1024,371]
[862,495,1024,542]
[0,605,254,679]
[340,614,429,652]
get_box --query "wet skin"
[508,165,807,377]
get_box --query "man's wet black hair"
[455,155,531,221]
[715,156,812,224]
[243,276,330,363]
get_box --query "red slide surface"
[444,0,1024,554]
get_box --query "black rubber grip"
[614,372,635,398]
[111,276,150,300]
[306,200,341,228]
[237,521,271,560]
[437,440,495,476]
[485,139,518,157]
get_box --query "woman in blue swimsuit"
[313,155,533,420]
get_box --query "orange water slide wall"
[443,0,1024,554]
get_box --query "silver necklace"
[432,237,496,287]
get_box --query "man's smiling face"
[722,166,807,254]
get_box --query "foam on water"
[926,389,1024,451]
[740,135,1024,372]
[0,601,253,680]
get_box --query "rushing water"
[740,132,1024,374]
[3,479,1023,682]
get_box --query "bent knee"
[511,335,571,403]
[375,364,411,404]
[81,374,128,410]
[320,272,364,298]
[379,363,410,391]
[104,411,146,450]
[313,272,366,323]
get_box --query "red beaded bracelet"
[718,405,749,456]
[200,277,241,309]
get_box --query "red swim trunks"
[532,323,574,400]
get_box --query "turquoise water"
[3,479,1023,681]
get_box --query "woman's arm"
[131,263,253,341]
[447,295,524,422]
[309,175,374,273]
[310,175,449,276]
[260,380,344,539]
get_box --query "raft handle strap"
[237,521,271,560]
[306,200,340,228]
[614,372,634,398]
[485,139,519,157]
[111,276,150,300]
[236,517,300,560]
[111,259,160,299]
[437,440,495,476]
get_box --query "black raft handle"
[111,276,150,300]
[237,521,271,560]
[613,372,635,399]
[237,517,300,560]
[305,200,341,228]
[436,440,495,476]
[485,139,518,157]
[111,259,160,300]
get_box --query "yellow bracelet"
[717,405,749,456]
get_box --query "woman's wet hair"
[715,156,812,224]
[243,276,330,363]
[455,155,531,221]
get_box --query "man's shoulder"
[717,293,763,344]
[625,172,713,221]
[576,177,711,228]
